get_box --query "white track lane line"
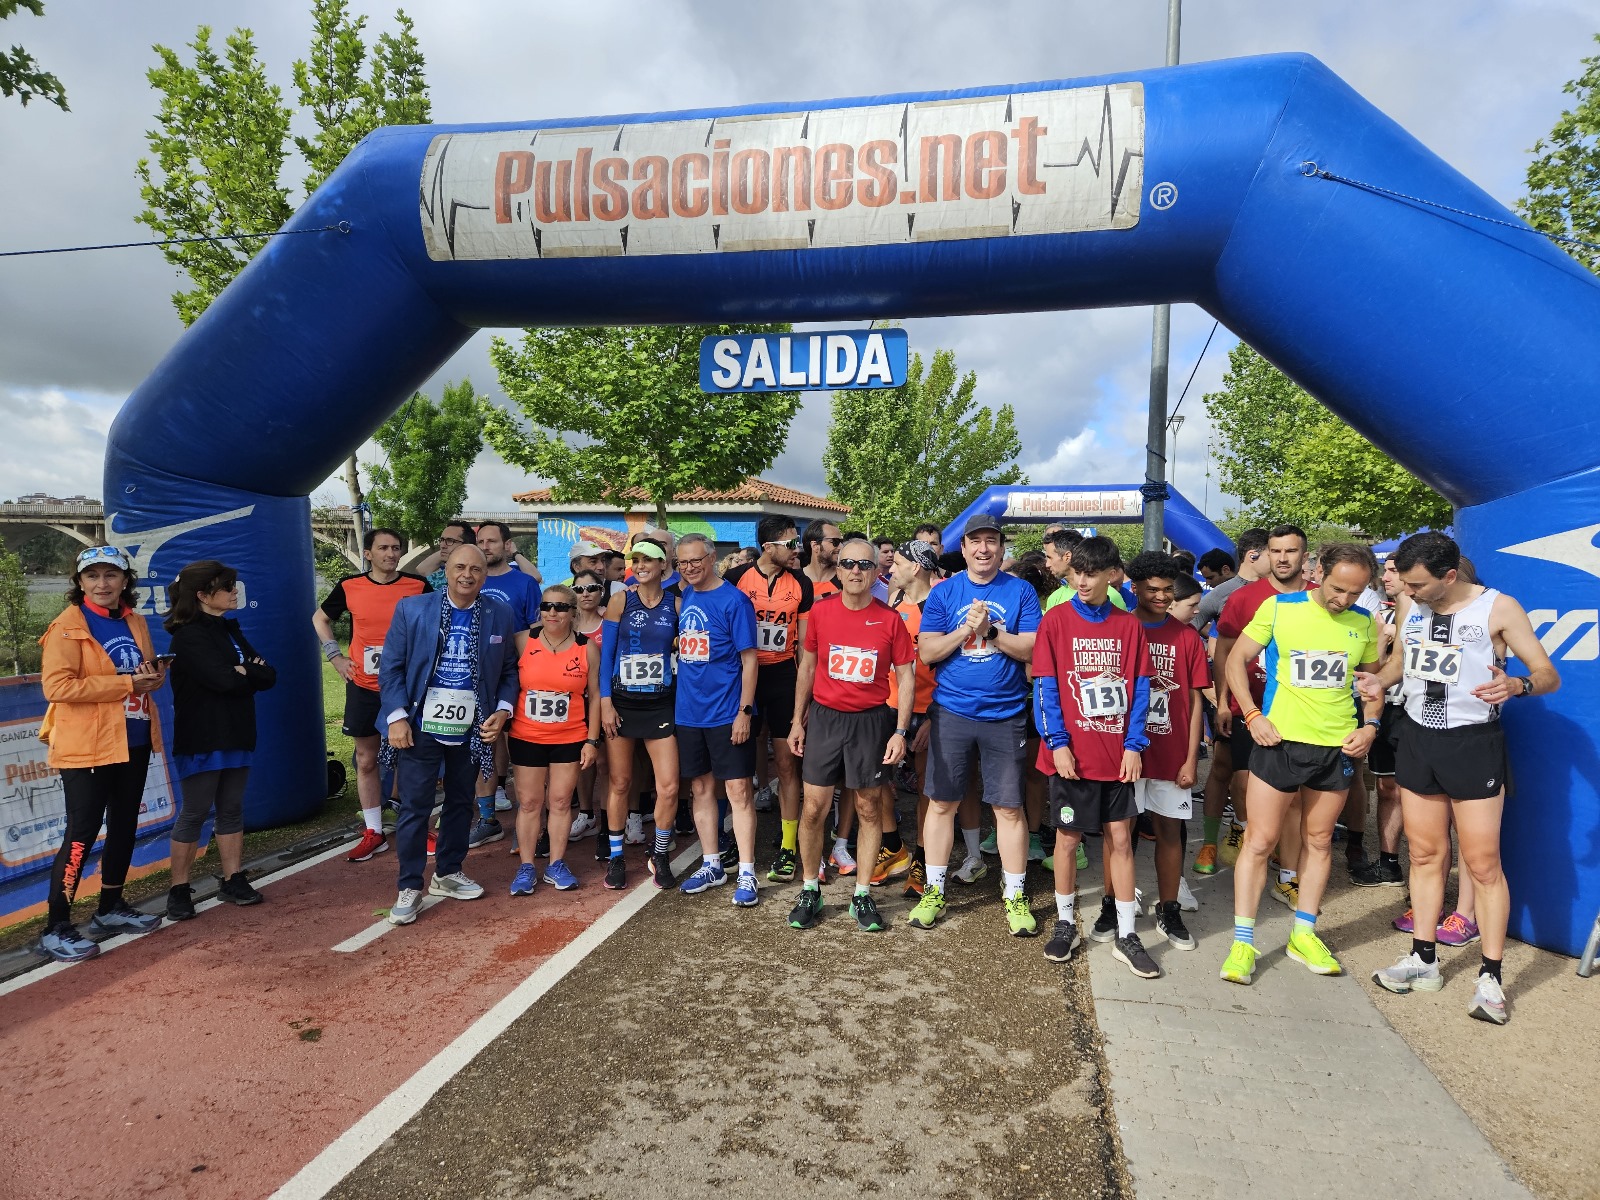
[0,836,358,998]
[270,842,705,1200]
[331,896,444,951]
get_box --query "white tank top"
[1399,588,1503,729]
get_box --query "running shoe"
[544,860,579,890]
[90,900,163,934]
[850,891,885,931]
[979,828,998,855]
[1393,908,1415,933]
[830,844,858,876]
[467,817,504,848]
[903,859,926,898]
[603,855,627,891]
[38,923,100,962]
[1028,833,1046,863]
[218,872,263,906]
[679,861,726,894]
[426,828,437,857]
[624,813,646,845]
[593,829,612,861]
[1286,929,1343,975]
[1193,844,1219,875]
[1468,972,1508,1025]
[1113,933,1161,978]
[428,871,485,900]
[1219,823,1246,867]
[1219,940,1258,985]
[510,863,539,896]
[767,847,798,883]
[954,855,988,885]
[788,886,824,929]
[1177,877,1199,912]
[1351,857,1405,887]
[1004,894,1038,937]
[719,835,740,871]
[675,799,697,835]
[535,831,550,859]
[650,851,680,891]
[1041,853,1054,870]
[1044,918,1081,962]
[494,786,513,812]
[1076,844,1090,872]
[347,828,388,862]
[1437,912,1481,946]
[753,781,776,812]
[1156,901,1196,951]
[1089,895,1118,943]
[166,884,196,922]
[906,885,947,929]
[388,888,423,925]
[732,873,760,907]
[870,845,911,886]
[569,812,598,840]
[1373,951,1444,994]
[1270,877,1300,910]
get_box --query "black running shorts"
[1394,711,1507,800]
[611,693,675,741]
[800,702,894,791]
[1250,740,1357,794]
[508,736,585,768]
[752,658,798,739]
[1229,716,1255,773]
[678,722,756,782]
[1366,704,1403,777]
[343,681,383,739]
[1049,777,1138,834]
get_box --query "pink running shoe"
[1392,907,1414,933]
[1437,911,1481,946]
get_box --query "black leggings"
[48,746,152,928]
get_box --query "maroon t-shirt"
[1139,616,1211,782]
[1215,576,1305,715]
[1033,601,1153,782]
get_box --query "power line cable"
[0,221,351,259]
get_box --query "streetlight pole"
[1167,413,1185,495]
[1141,0,1182,551]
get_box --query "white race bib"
[827,645,879,684]
[756,620,788,653]
[362,644,382,676]
[678,631,710,663]
[1403,642,1462,685]
[124,691,151,721]
[523,689,571,723]
[421,686,476,737]
[1147,688,1171,729]
[1077,676,1128,718]
[1289,650,1348,689]
[619,653,666,687]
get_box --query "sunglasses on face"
[571,584,604,594]
[539,602,575,613]
[838,558,876,572]
[765,538,800,551]
[819,536,844,547]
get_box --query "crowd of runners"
[33,508,1558,1027]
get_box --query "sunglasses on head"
[838,557,876,572]
[539,602,575,613]
[571,584,604,594]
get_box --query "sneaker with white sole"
[346,828,388,862]
[1373,951,1444,994]
[544,860,579,890]
[509,863,538,896]
[467,817,504,848]
[1468,972,1508,1025]
[90,900,162,935]
[428,871,484,900]
[624,813,646,845]
[38,923,100,962]
[388,888,424,925]
[732,873,760,906]
[1027,833,1046,863]
[829,844,857,876]
[680,862,727,894]
[753,781,776,812]
[1176,876,1199,912]
[493,787,513,813]
[569,812,599,840]
[954,855,988,885]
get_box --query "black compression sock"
[1412,938,1437,964]
[913,844,926,865]
[882,829,902,853]
[1380,852,1400,868]
[1480,956,1503,983]
[1346,832,1365,855]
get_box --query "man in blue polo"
[910,513,1042,934]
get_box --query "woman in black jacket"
[163,560,276,920]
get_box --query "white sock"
[1056,892,1076,921]
[1116,899,1138,938]
[1002,870,1026,900]
[362,807,382,833]
[704,854,719,869]
[739,861,755,878]
[926,864,949,891]
[1278,867,1296,885]
[961,826,981,858]
[833,836,850,855]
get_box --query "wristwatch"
[1519,676,1534,697]
[1363,717,1381,729]
[585,737,602,747]
[894,728,911,739]
[740,704,755,716]
[983,624,999,641]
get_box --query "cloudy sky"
[2,0,1594,520]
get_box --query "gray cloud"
[2,1,1592,521]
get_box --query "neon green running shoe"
[1076,844,1089,871]
[1004,894,1038,937]
[1041,853,1055,870]
[766,847,798,883]
[1287,929,1343,976]
[907,885,947,929]
[1220,940,1258,985]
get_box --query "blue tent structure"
[940,484,1229,559]
[102,54,1600,954]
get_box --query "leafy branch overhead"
[1520,31,1600,276]
[1,0,67,109]
[364,379,484,544]
[486,325,803,530]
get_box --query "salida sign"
[421,83,1144,260]
[700,329,908,393]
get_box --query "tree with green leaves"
[1204,343,1451,540]
[364,379,484,544]
[486,326,801,531]
[1520,32,1600,276]
[823,348,1025,542]
[0,544,30,675]
[1,0,66,110]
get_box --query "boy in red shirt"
[1033,537,1158,977]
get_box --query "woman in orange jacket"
[37,546,167,962]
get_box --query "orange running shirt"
[319,572,430,691]
[885,594,937,715]
[726,563,813,665]
[509,633,590,744]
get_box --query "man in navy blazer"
[378,544,520,924]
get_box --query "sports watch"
[740,704,755,716]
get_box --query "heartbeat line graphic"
[1040,86,1143,220]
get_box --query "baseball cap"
[896,539,940,572]
[629,541,667,561]
[570,540,604,558]
[962,513,1003,537]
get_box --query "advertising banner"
[1002,489,1144,521]
[699,328,908,392]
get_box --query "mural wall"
[536,512,760,581]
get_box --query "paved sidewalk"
[1080,847,1532,1199]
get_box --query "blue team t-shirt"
[675,580,758,729]
[81,604,152,748]
[424,603,478,745]
[480,568,541,631]
[923,571,1043,721]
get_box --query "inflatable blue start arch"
[105,54,1600,955]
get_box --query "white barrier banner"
[1003,490,1144,520]
[421,83,1143,260]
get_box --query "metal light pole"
[1141,0,1182,551]
[1167,412,1185,495]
